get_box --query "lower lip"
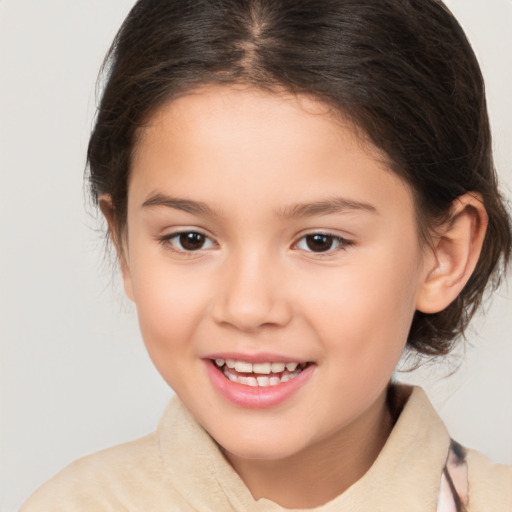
[205,360,315,409]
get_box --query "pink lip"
[204,359,315,409]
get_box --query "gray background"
[1,0,511,510]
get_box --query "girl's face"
[122,86,428,461]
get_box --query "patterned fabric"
[437,440,469,512]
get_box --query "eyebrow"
[142,193,221,216]
[277,197,378,218]
[141,193,378,219]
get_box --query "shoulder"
[19,397,230,512]
[20,431,192,512]
[392,385,511,511]
[465,446,512,511]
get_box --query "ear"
[416,193,488,314]
[98,194,134,302]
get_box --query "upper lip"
[203,352,310,364]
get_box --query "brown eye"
[305,234,334,252]
[295,233,352,254]
[160,231,216,252]
[179,232,206,251]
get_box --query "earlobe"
[416,193,488,314]
[98,194,135,302]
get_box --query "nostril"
[211,296,293,332]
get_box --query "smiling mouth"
[212,358,309,387]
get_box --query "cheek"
[301,245,421,365]
[128,256,211,361]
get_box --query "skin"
[102,86,487,508]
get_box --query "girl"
[20,0,511,510]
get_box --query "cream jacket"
[21,386,512,511]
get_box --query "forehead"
[129,85,414,223]
[134,85,379,165]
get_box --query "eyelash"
[158,230,354,256]
[294,233,354,255]
[158,231,217,255]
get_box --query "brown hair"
[87,0,511,355]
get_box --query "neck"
[224,388,393,509]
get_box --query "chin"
[212,427,311,462]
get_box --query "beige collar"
[157,385,450,511]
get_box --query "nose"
[211,249,293,332]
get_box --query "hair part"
[87,0,512,356]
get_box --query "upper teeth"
[215,359,299,374]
